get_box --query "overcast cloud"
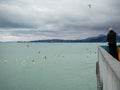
[0,0,120,41]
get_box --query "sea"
[0,42,107,90]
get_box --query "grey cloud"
[0,17,36,28]
[0,0,120,41]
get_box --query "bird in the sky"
[88,4,92,8]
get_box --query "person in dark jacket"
[107,28,118,59]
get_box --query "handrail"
[98,46,120,79]
[97,46,120,90]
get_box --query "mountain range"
[29,34,120,43]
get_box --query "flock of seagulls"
[0,44,48,65]
[0,43,97,66]
[0,55,47,65]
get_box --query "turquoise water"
[0,43,105,90]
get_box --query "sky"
[0,0,120,41]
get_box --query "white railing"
[97,46,120,90]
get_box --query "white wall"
[98,46,120,90]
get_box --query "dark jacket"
[107,30,116,44]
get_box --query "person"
[107,28,118,59]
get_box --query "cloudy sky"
[0,0,120,41]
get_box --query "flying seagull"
[88,4,92,8]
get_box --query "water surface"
[0,43,105,90]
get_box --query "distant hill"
[79,34,107,42]
[29,34,120,43]
[82,34,120,42]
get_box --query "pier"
[96,46,120,90]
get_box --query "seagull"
[4,60,7,64]
[32,59,35,62]
[88,4,92,8]
[44,56,47,59]
[38,51,40,54]
[27,44,29,47]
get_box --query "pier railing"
[97,46,120,90]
